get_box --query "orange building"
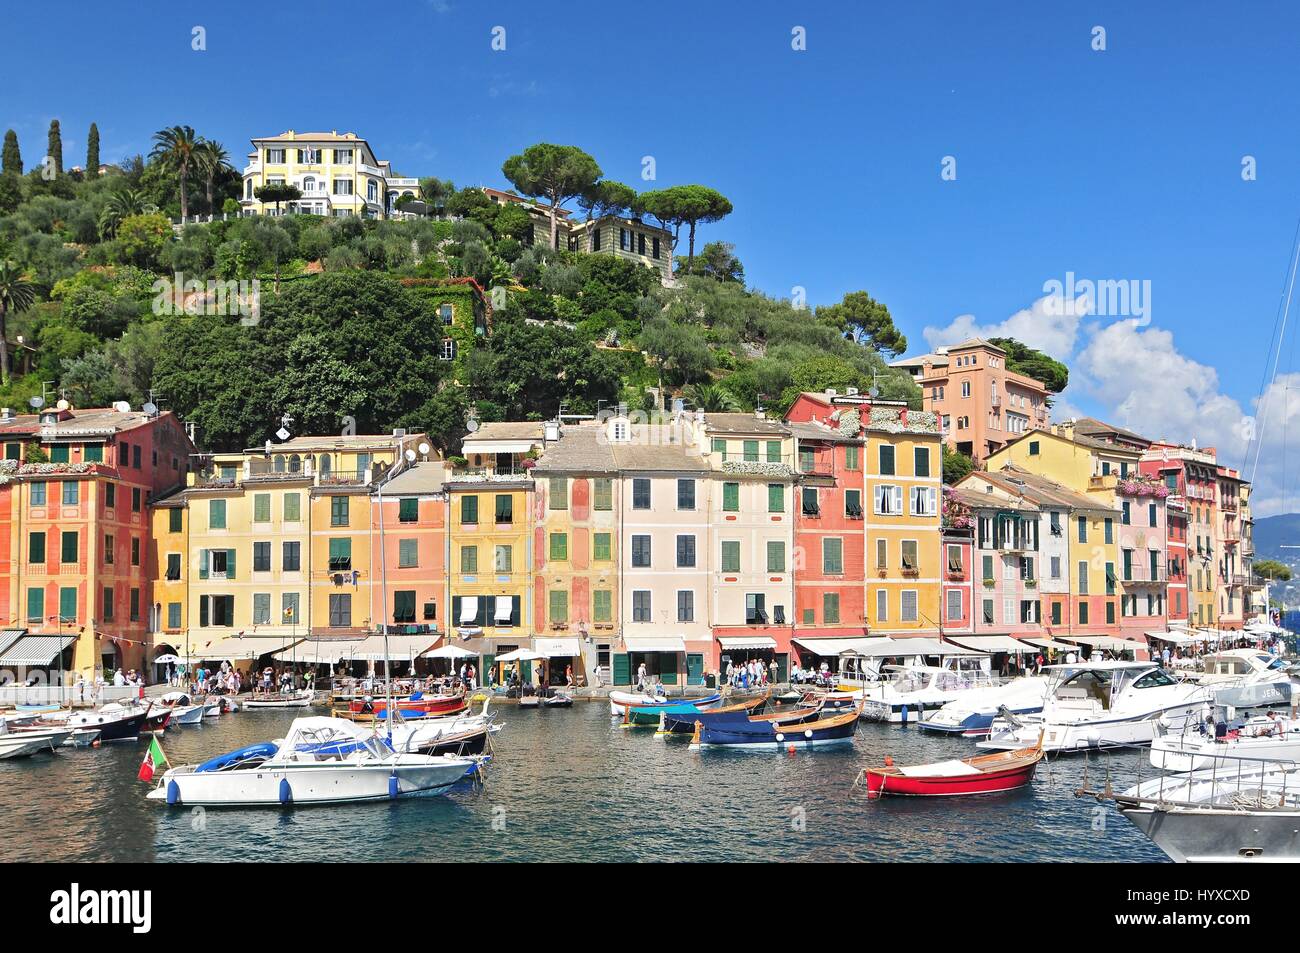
[369,461,448,637]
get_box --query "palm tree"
[97,187,148,239]
[683,382,742,412]
[0,260,37,384]
[195,140,232,217]
[150,125,201,221]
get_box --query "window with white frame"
[265,148,286,164]
[910,485,937,516]
[874,484,903,515]
[439,338,456,361]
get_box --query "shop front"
[615,635,686,687]
[532,637,584,686]
[716,635,784,684]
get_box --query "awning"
[847,637,981,657]
[1066,635,1145,653]
[185,636,300,662]
[423,644,477,660]
[1245,621,1287,636]
[494,596,513,624]
[717,636,778,650]
[1019,636,1082,653]
[349,633,441,662]
[273,639,366,665]
[792,636,871,656]
[624,636,686,653]
[946,635,1037,654]
[0,628,27,657]
[459,597,479,625]
[496,647,543,662]
[1145,630,1197,645]
[0,634,76,666]
[533,638,581,658]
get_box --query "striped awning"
[717,636,779,650]
[0,634,77,666]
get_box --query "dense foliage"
[988,336,1069,393]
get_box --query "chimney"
[0,407,11,422]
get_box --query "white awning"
[494,596,513,624]
[1145,630,1197,645]
[350,633,440,661]
[624,636,686,653]
[852,637,982,657]
[0,634,76,666]
[273,639,366,665]
[533,638,581,658]
[1245,621,1287,636]
[496,647,543,662]
[792,636,871,656]
[461,439,536,454]
[1066,635,1145,653]
[945,635,1036,654]
[459,597,479,624]
[1017,636,1079,653]
[185,636,298,662]
[717,636,778,650]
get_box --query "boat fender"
[775,733,785,742]
[804,729,813,738]
[901,704,908,723]
[388,773,400,799]
[278,778,292,805]
[166,779,181,805]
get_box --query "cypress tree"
[1,130,20,175]
[86,123,99,175]
[47,119,62,175]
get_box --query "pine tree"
[47,119,62,175]
[1,129,20,175]
[86,122,99,175]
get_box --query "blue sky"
[5,0,1300,510]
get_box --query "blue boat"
[657,691,771,734]
[691,707,861,750]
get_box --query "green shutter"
[26,587,43,622]
[767,484,783,513]
[549,590,568,623]
[399,497,419,522]
[58,587,76,620]
[593,532,611,561]
[199,549,209,579]
[767,540,785,573]
[593,590,612,622]
[254,493,270,522]
[723,482,739,511]
[550,532,568,561]
[284,493,301,521]
[226,549,236,580]
[612,653,631,685]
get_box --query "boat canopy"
[0,633,76,667]
[623,636,686,653]
[717,636,778,650]
[532,638,581,658]
[945,635,1034,654]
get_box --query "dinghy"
[858,739,1044,798]
[243,689,314,709]
[690,707,860,751]
[658,691,770,735]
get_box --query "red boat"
[859,741,1043,798]
[345,693,466,718]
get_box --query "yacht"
[1150,711,1300,773]
[918,675,1051,737]
[857,665,1002,724]
[146,716,481,807]
[1191,648,1292,709]
[979,661,1210,753]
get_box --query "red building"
[940,522,974,635]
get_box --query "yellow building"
[863,404,944,637]
[240,130,420,219]
[149,495,189,652]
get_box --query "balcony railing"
[1122,564,1167,583]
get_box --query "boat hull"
[979,699,1207,754]
[1120,806,1300,862]
[864,761,1037,797]
[694,712,859,750]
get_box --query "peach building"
[892,338,1050,462]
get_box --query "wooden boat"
[658,691,770,734]
[618,692,723,726]
[690,707,861,751]
[858,740,1044,798]
[345,692,464,717]
[244,690,314,709]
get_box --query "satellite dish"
[465,418,479,433]
[28,396,44,409]
[276,427,291,441]
[56,399,71,411]
[142,402,158,416]
[418,442,430,456]
[113,400,131,413]
[868,387,880,398]
[404,448,416,462]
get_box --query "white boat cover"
[459,597,479,625]
[717,636,778,650]
[532,638,581,658]
[898,759,982,778]
[494,596,513,624]
[623,636,686,653]
[945,635,1035,654]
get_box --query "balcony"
[1121,563,1167,583]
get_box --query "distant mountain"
[1252,513,1300,560]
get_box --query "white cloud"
[922,293,1086,358]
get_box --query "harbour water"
[0,703,1167,862]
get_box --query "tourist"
[1161,645,1172,668]
[74,673,86,704]
[113,668,125,687]
[636,661,647,690]
[565,664,573,688]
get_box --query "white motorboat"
[1191,649,1293,709]
[1115,761,1300,862]
[159,692,208,726]
[0,717,74,754]
[385,699,498,754]
[0,731,54,760]
[146,716,480,807]
[1150,711,1300,773]
[979,661,1211,753]
[242,690,313,709]
[918,676,1051,736]
[856,665,1003,724]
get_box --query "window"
[494,545,512,573]
[901,540,918,571]
[632,590,652,622]
[331,495,350,527]
[677,590,694,623]
[721,540,740,572]
[460,546,478,574]
[768,483,784,513]
[593,533,612,562]
[253,593,271,625]
[631,535,651,568]
[59,586,76,621]
[549,590,568,624]
[676,534,696,568]
[328,593,352,627]
[1077,517,1087,543]
[594,478,613,511]
[282,541,301,572]
[879,445,895,475]
[252,541,271,572]
[878,538,889,570]
[723,482,739,512]
[877,589,889,622]
[982,598,994,625]
[910,486,937,516]
[284,493,301,522]
[104,482,116,509]
[914,447,931,477]
[439,303,455,326]
[461,495,479,524]
[593,590,612,623]
[28,531,45,563]
[632,478,651,509]
[845,489,863,518]
[900,590,918,622]
[208,498,226,530]
[550,532,569,562]
[946,589,962,621]
[1051,601,1062,625]
[282,592,300,625]
[494,494,513,524]
[61,531,78,563]
[801,487,820,516]
[254,493,271,523]
[1103,518,1113,545]
[677,478,696,510]
[767,540,786,573]
[1078,602,1089,625]
[766,441,782,463]
[1078,561,1089,594]
[398,498,419,523]
[328,537,352,572]
[845,445,860,471]
[440,339,457,361]
[824,593,841,624]
[947,544,963,573]
[332,178,353,195]
[167,602,181,629]
[102,587,114,621]
[63,481,80,506]
[823,538,844,574]
[549,477,568,510]
[799,448,815,472]
[874,484,903,515]
[398,538,418,568]
[166,552,181,581]
[745,593,768,624]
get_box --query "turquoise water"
[0,702,1167,862]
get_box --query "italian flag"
[137,736,168,782]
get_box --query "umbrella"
[423,644,476,660]
[153,654,181,664]
[495,648,543,662]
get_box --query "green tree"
[150,125,201,220]
[97,187,150,239]
[0,174,20,215]
[683,382,741,412]
[0,259,38,383]
[942,444,975,484]
[687,241,744,284]
[86,123,100,175]
[577,179,637,221]
[638,184,732,274]
[418,176,455,215]
[501,143,602,250]
[1254,559,1293,583]
[987,337,1069,393]
[116,212,171,269]
[194,140,232,216]
[254,181,302,215]
[47,119,63,176]
[816,290,907,357]
[2,129,20,175]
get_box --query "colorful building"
[369,461,447,639]
[1140,442,1221,629]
